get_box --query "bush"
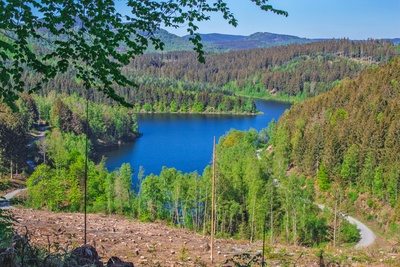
[340,221,360,244]
[347,190,358,205]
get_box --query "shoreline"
[131,110,262,116]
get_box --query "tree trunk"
[203,186,208,236]
[333,198,338,246]
[250,196,256,243]
[270,200,274,244]
[293,212,297,245]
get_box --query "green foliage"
[192,101,204,112]
[347,190,359,205]
[274,58,400,210]
[340,144,359,185]
[373,166,384,200]
[330,109,347,126]
[387,165,399,207]
[114,163,133,214]
[340,221,361,244]
[318,162,330,192]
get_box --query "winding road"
[256,149,376,248]
[0,188,26,209]
[317,204,376,248]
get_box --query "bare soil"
[8,207,398,267]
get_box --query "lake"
[101,100,291,180]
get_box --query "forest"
[23,56,400,247]
[0,93,139,177]
[272,57,400,234]
[21,39,399,111]
[125,39,398,100]
[2,38,399,249]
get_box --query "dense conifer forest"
[273,57,400,232]
[126,39,398,100]
[23,39,398,111]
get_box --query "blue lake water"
[101,100,291,180]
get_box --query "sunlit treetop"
[0,0,287,109]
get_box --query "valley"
[1,2,400,265]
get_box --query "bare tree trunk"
[338,194,342,247]
[286,209,289,243]
[333,198,338,246]
[210,136,216,264]
[293,213,297,245]
[250,196,256,243]
[270,200,274,244]
[203,186,208,236]
[10,160,13,180]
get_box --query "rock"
[106,256,134,267]
[71,244,103,267]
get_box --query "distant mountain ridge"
[36,16,399,51]
[184,33,246,43]
[179,31,316,51]
[151,30,399,52]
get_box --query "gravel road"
[0,188,26,209]
[317,204,376,248]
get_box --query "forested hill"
[127,39,398,100]
[148,30,399,52]
[273,57,400,221]
[182,32,315,51]
[119,30,316,53]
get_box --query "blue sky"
[116,0,400,39]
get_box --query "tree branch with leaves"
[0,0,287,109]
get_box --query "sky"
[115,0,400,40]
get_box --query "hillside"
[161,30,399,51]
[21,30,399,105]
[9,207,397,266]
[273,57,400,233]
[122,39,398,102]
[182,32,315,51]
[145,30,315,53]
